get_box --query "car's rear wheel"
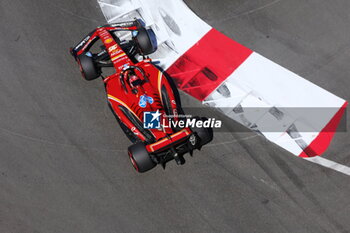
[135,27,157,55]
[77,53,101,81]
[128,142,156,173]
[191,117,214,147]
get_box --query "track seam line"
[303,157,350,176]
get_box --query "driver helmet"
[129,74,142,88]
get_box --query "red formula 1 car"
[70,20,213,172]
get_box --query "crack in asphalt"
[216,0,283,23]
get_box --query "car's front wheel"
[77,52,101,81]
[135,27,157,55]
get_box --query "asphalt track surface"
[1,0,349,232]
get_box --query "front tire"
[135,28,157,55]
[77,53,100,81]
[128,142,156,173]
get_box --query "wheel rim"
[128,151,139,172]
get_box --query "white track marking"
[304,157,350,176]
[211,134,350,177]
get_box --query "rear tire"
[191,117,214,147]
[128,142,156,173]
[77,53,100,81]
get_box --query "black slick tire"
[128,142,156,173]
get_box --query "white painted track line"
[304,157,350,176]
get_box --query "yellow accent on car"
[107,94,140,121]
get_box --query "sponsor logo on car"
[108,44,119,53]
[75,35,90,50]
[111,53,126,62]
[104,38,113,44]
[138,94,154,108]
[111,22,134,28]
[131,127,139,135]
